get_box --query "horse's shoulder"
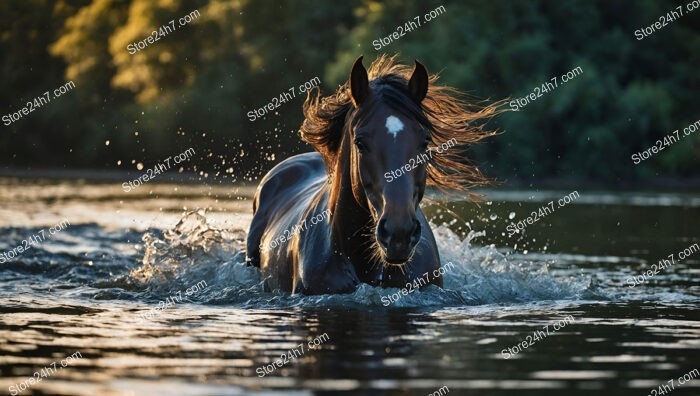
[254,152,325,207]
[264,152,324,180]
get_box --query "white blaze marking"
[385,115,404,140]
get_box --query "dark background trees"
[1,0,698,185]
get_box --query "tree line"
[1,0,697,185]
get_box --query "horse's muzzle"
[376,218,421,264]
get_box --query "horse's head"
[348,56,431,265]
[301,55,500,267]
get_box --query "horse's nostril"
[378,218,387,234]
[377,218,389,246]
[378,217,420,253]
[411,220,421,244]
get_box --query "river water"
[0,179,698,395]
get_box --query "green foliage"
[0,0,697,183]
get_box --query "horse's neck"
[330,169,369,248]
[327,140,382,282]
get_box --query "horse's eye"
[420,140,429,151]
[354,139,369,153]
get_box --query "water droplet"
[508,212,516,219]
[489,214,498,220]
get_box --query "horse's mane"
[300,54,502,200]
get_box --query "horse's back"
[246,152,326,270]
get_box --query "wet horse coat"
[247,55,498,294]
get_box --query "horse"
[246,55,500,294]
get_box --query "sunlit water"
[0,179,698,395]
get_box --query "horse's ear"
[349,55,369,108]
[408,60,429,103]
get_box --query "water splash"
[127,210,598,307]
[128,210,261,301]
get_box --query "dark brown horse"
[246,55,500,294]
